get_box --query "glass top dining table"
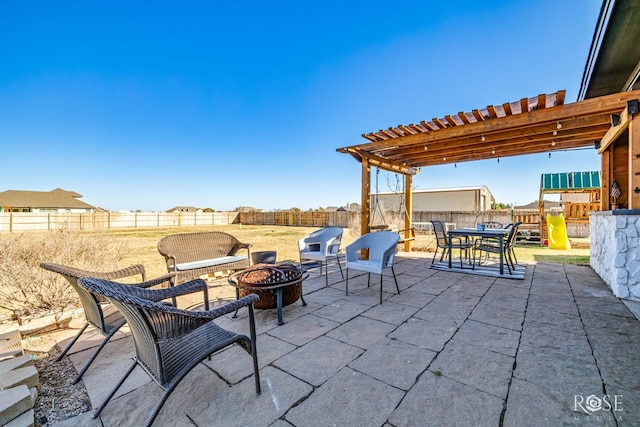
[447,227,511,275]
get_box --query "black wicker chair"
[39,263,203,384]
[430,220,472,267]
[77,276,260,427]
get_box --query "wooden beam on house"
[601,149,611,211]
[598,104,633,154]
[630,112,640,209]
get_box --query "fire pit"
[228,263,308,325]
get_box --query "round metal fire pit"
[229,263,308,324]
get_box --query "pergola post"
[404,173,412,252]
[361,157,371,237]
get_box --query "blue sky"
[1,0,603,211]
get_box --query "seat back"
[77,277,188,385]
[430,221,449,249]
[39,262,144,332]
[158,231,243,265]
[506,221,522,248]
[300,227,343,255]
[347,231,399,268]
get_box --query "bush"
[0,228,130,322]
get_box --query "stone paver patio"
[51,253,640,426]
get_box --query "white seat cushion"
[175,255,248,271]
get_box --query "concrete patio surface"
[50,252,640,426]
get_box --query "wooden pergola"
[337,89,640,249]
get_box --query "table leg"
[499,237,504,275]
[232,288,240,318]
[276,287,284,325]
[448,238,453,268]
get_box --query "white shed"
[374,186,495,213]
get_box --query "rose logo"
[584,395,602,413]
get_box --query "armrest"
[134,273,177,289]
[230,242,253,255]
[122,277,209,309]
[157,294,259,319]
[164,254,179,272]
[91,265,150,281]
[346,240,369,262]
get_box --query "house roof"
[579,0,640,100]
[0,188,95,209]
[540,171,601,193]
[166,206,199,212]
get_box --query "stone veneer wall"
[590,210,640,300]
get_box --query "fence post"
[9,213,12,232]
[48,213,51,231]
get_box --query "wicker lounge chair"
[345,231,400,304]
[39,262,203,384]
[77,276,260,427]
[298,226,344,286]
[158,231,252,284]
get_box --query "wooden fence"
[0,209,591,238]
[239,210,533,230]
[0,211,240,232]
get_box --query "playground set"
[514,171,601,247]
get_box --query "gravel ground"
[24,338,92,426]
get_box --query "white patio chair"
[345,231,400,304]
[298,226,344,286]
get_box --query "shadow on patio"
[51,253,640,426]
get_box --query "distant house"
[0,188,95,213]
[236,206,261,212]
[324,206,346,212]
[374,186,495,213]
[166,206,200,213]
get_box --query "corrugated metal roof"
[540,171,601,192]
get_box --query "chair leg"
[57,322,89,361]
[93,359,137,419]
[380,274,383,304]
[324,261,328,287]
[335,255,344,279]
[345,269,349,296]
[431,246,440,264]
[367,273,371,287]
[247,304,261,394]
[72,320,125,384]
[392,266,399,295]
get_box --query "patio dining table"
[448,227,511,275]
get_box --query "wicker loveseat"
[157,231,252,284]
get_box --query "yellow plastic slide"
[546,213,571,250]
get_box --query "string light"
[553,130,558,136]
[491,148,496,155]
[551,140,556,146]
[424,144,428,151]
[454,163,457,168]
[497,158,500,164]
[481,134,486,142]
[549,152,552,158]
[557,121,562,129]
[443,156,447,161]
